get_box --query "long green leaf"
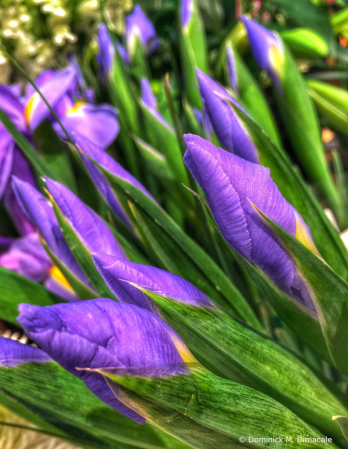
[135,286,348,439]
[48,196,116,300]
[255,206,348,376]
[99,367,337,449]
[0,361,189,449]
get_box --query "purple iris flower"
[97,23,115,80]
[0,337,51,367]
[72,132,156,227]
[0,64,118,151]
[0,233,51,282]
[93,253,214,311]
[125,5,159,57]
[241,16,284,91]
[226,45,238,94]
[181,0,194,28]
[24,67,78,132]
[0,230,79,301]
[140,78,172,130]
[196,68,259,164]
[184,134,317,311]
[53,102,119,150]
[18,299,190,423]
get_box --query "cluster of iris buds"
[1,1,348,449]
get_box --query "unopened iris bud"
[181,0,193,28]
[241,16,284,91]
[93,253,214,311]
[18,299,191,423]
[72,132,156,228]
[196,68,259,164]
[226,45,238,94]
[96,23,115,80]
[184,135,318,311]
[125,5,159,58]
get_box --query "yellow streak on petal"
[66,101,86,116]
[168,331,197,365]
[49,265,74,292]
[268,44,284,81]
[24,94,37,126]
[295,213,321,257]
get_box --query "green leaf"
[179,0,208,109]
[280,28,329,59]
[0,266,62,326]
[130,37,150,81]
[307,79,348,136]
[276,44,339,212]
[99,367,336,449]
[0,361,189,449]
[139,104,188,186]
[254,205,348,376]
[332,416,348,442]
[111,46,139,134]
[86,155,262,330]
[267,0,333,42]
[33,120,78,194]
[133,136,175,181]
[0,109,57,180]
[229,101,348,281]
[135,286,348,439]
[47,194,117,300]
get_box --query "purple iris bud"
[241,16,284,91]
[226,45,238,94]
[0,233,51,282]
[196,69,259,164]
[53,102,120,150]
[125,5,159,56]
[97,24,115,80]
[18,299,190,423]
[12,176,88,286]
[0,337,50,367]
[93,253,214,311]
[184,134,316,311]
[43,177,125,259]
[72,132,155,227]
[140,78,172,130]
[116,42,130,65]
[181,0,193,28]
